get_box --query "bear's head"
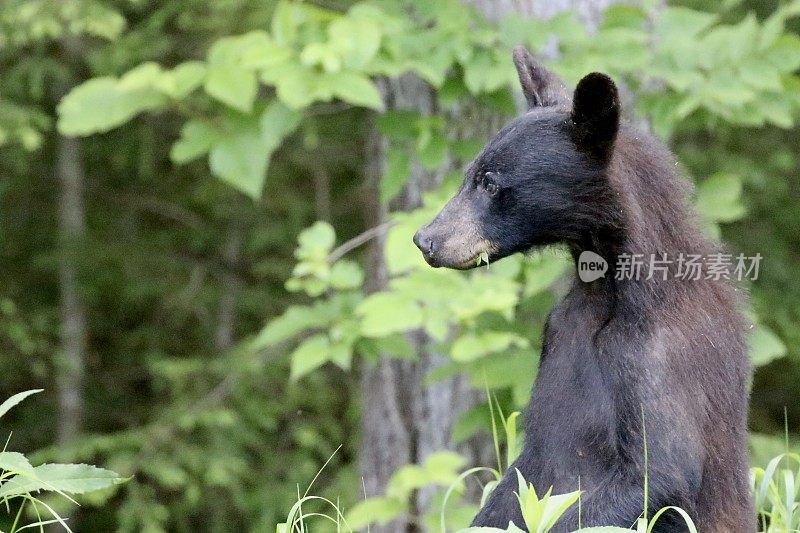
[414,46,622,269]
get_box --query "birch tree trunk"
[55,133,88,445]
[359,2,630,531]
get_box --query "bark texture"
[55,133,88,445]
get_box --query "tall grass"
[278,407,800,533]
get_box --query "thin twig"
[327,221,395,264]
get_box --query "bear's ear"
[512,45,570,109]
[569,72,620,160]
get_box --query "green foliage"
[0,391,125,532]
[346,451,466,529]
[753,452,800,531]
[3,0,800,530]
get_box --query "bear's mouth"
[438,244,497,270]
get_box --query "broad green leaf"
[240,42,294,70]
[356,292,423,337]
[170,119,221,164]
[385,208,441,275]
[738,60,782,92]
[417,129,447,170]
[207,31,274,65]
[655,7,716,39]
[450,275,520,321]
[600,5,647,30]
[421,451,466,483]
[345,497,405,530]
[57,77,165,135]
[386,451,464,499]
[540,490,582,531]
[524,255,569,297]
[329,260,364,290]
[463,49,494,94]
[328,15,382,69]
[386,464,427,498]
[326,71,383,110]
[289,334,330,380]
[377,110,420,141]
[695,173,746,223]
[297,221,336,257]
[249,302,337,350]
[204,64,257,113]
[0,389,43,420]
[268,64,322,109]
[749,325,787,367]
[0,452,34,475]
[381,147,411,203]
[763,34,800,73]
[155,61,206,99]
[469,352,537,406]
[209,126,269,198]
[260,100,302,151]
[451,331,529,362]
[206,102,300,198]
[300,42,342,73]
[0,463,126,498]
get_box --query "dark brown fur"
[414,48,753,531]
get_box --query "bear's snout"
[413,227,440,267]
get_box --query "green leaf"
[57,77,165,136]
[0,452,34,475]
[260,100,302,151]
[300,42,342,73]
[268,63,322,109]
[206,102,300,198]
[0,463,126,498]
[329,260,364,290]
[377,110,420,141]
[451,331,529,362]
[250,302,336,350]
[422,450,466,482]
[289,334,330,380]
[156,61,207,99]
[417,130,447,170]
[738,60,782,92]
[204,65,257,113]
[170,119,221,164]
[326,71,383,110]
[695,173,746,223]
[524,255,569,297]
[209,126,269,198]
[328,15,382,69]
[763,34,800,73]
[656,7,716,40]
[297,221,336,257]
[749,325,787,367]
[356,292,423,337]
[386,451,464,499]
[0,389,43,420]
[381,147,411,203]
[345,497,406,530]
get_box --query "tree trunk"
[214,227,241,351]
[55,133,88,445]
[359,2,630,531]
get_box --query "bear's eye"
[482,172,499,195]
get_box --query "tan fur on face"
[428,195,497,269]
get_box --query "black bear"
[413,46,752,532]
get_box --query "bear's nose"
[413,228,437,264]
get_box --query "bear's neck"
[568,127,718,304]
